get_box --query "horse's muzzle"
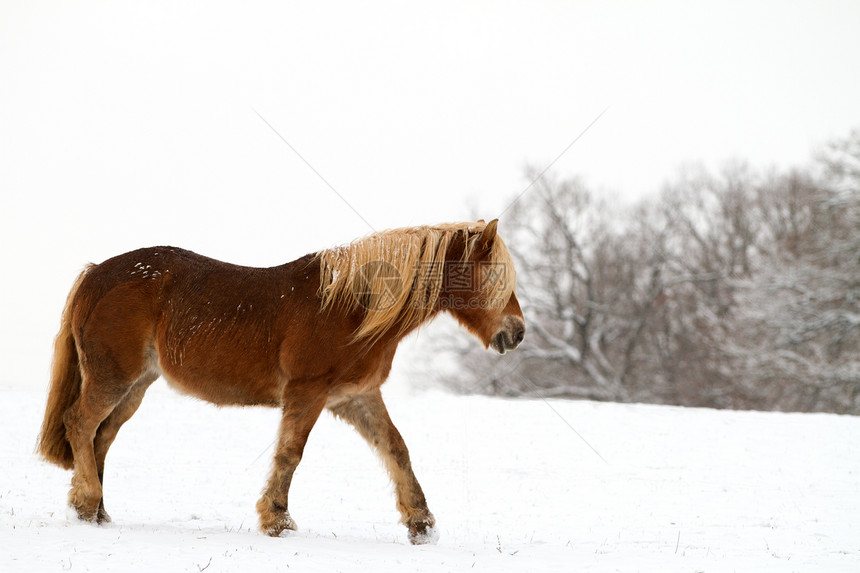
[491,316,526,355]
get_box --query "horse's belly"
[157,350,282,407]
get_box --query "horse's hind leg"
[63,377,129,522]
[92,373,157,522]
[65,345,153,522]
[327,389,436,544]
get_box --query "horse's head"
[444,219,525,354]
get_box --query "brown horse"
[38,219,525,544]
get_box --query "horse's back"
[72,246,203,336]
[75,245,287,319]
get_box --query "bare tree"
[726,131,860,413]
[434,129,860,414]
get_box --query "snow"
[1,382,858,572]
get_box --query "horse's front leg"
[327,389,437,544]
[257,386,328,537]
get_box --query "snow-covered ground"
[1,381,857,572]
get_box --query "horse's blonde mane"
[318,221,515,341]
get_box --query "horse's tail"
[38,267,91,470]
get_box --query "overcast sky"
[2,0,859,388]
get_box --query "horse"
[37,219,525,544]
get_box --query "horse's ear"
[478,219,498,252]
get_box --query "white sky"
[2,0,860,388]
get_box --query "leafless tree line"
[437,129,860,414]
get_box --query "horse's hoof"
[69,504,99,523]
[408,525,440,545]
[68,485,102,523]
[261,513,298,537]
[97,507,112,524]
[407,516,439,545]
